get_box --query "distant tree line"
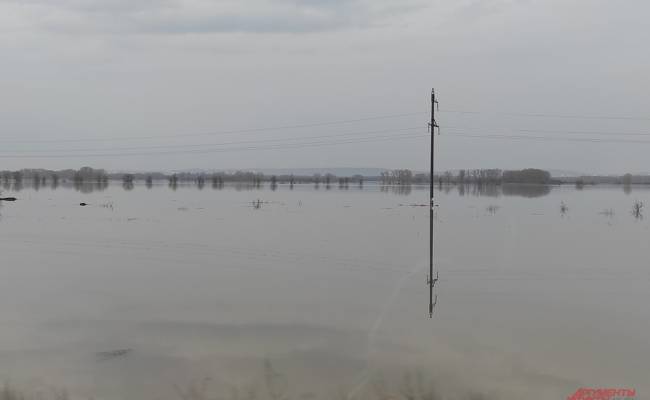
[379,168,553,185]
[557,173,650,185]
[3,167,650,189]
[0,166,551,188]
[0,167,359,186]
[380,169,413,185]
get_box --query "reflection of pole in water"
[347,259,428,399]
[427,89,440,318]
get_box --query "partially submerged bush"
[632,200,644,219]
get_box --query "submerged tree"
[12,171,22,184]
[168,174,178,190]
[623,173,633,185]
[32,173,41,190]
[211,174,224,189]
[575,178,585,190]
[122,174,134,184]
[122,174,135,190]
[623,173,633,195]
[352,174,364,188]
[560,201,568,216]
[632,200,644,219]
[324,173,335,189]
[486,205,500,215]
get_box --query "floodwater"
[0,182,648,400]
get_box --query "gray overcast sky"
[1,0,649,173]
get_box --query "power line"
[3,107,649,145]
[0,112,427,144]
[7,124,650,156]
[440,109,650,121]
[446,132,650,144]
[0,127,422,154]
[2,107,648,146]
[4,127,650,159]
[444,126,650,137]
[0,132,430,159]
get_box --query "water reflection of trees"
[624,183,632,195]
[122,174,135,191]
[234,182,259,191]
[502,184,551,198]
[212,179,224,190]
[0,179,559,198]
[381,184,412,196]
[438,183,553,198]
[73,180,109,193]
[32,176,42,191]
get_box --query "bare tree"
[325,173,335,189]
[12,171,22,184]
[168,174,178,190]
[632,200,644,219]
[457,169,465,183]
[122,174,135,190]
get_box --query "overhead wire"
[2,106,650,158]
[0,132,431,158]
[444,132,650,144]
[2,106,650,145]
[0,111,427,144]
[5,127,650,158]
[440,109,650,121]
[0,127,422,154]
[444,126,650,137]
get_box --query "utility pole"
[428,89,439,318]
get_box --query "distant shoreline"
[2,167,650,186]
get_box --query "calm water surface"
[0,183,648,399]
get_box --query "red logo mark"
[567,388,636,400]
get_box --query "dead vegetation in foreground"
[170,365,496,400]
[1,361,496,400]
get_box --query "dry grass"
[0,363,497,400]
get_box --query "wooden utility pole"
[428,89,439,318]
